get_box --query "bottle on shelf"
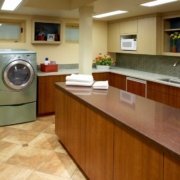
[44,57,50,65]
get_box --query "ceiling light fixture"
[1,0,23,11]
[93,10,128,19]
[141,0,177,7]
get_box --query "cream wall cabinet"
[119,19,138,53]
[137,16,161,55]
[119,19,138,35]
[108,16,161,55]
[108,22,120,52]
[108,19,138,53]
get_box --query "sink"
[158,78,180,85]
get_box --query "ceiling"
[0,0,180,21]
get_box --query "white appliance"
[121,38,137,51]
[0,49,37,126]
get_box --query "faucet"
[173,61,179,67]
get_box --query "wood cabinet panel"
[55,88,67,144]
[55,88,86,172]
[109,72,126,90]
[37,75,66,116]
[55,84,179,180]
[114,125,163,180]
[127,77,146,97]
[85,110,114,180]
[164,152,180,180]
[55,86,114,180]
[147,81,180,108]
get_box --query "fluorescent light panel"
[93,10,128,19]
[1,0,23,11]
[141,0,177,7]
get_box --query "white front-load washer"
[0,49,37,126]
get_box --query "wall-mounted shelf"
[163,16,180,55]
[32,20,61,44]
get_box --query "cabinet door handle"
[126,77,146,84]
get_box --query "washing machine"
[0,49,37,126]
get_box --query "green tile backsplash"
[116,53,180,77]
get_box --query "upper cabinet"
[108,19,138,53]
[119,19,137,35]
[32,20,61,44]
[137,16,161,55]
[162,15,180,56]
[108,22,120,52]
[108,16,161,55]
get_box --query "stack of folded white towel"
[65,74,94,86]
[92,80,109,90]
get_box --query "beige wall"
[0,13,107,65]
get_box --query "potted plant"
[93,53,113,70]
[169,32,180,52]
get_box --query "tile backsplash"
[116,53,180,77]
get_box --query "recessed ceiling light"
[1,0,23,11]
[93,10,128,19]
[141,0,177,7]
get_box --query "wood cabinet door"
[147,81,180,108]
[109,72,126,90]
[127,77,146,97]
[37,75,66,116]
[114,125,163,180]
[164,152,180,180]
[92,72,109,81]
[85,110,114,180]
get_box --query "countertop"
[55,82,180,156]
[37,67,180,88]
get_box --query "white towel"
[66,74,94,83]
[65,81,94,86]
[93,81,109,89]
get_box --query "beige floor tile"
[54,143,68,154]
[1,127,38,145]
[72,169,87,180]
[43,123,55,134]
[38,152,77,178]
[26,171,71,180]
[29,133,60,150]
[7,146,53,169]
[0,115,86,179]
[0,128,9,140]
[11,120,50,133]
[0,162,33,180]
[37,115,55,124]
[0,141,21,162]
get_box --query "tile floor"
[0,115,86,180]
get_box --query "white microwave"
[121,39,137,51]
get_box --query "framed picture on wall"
[47,34,55,41]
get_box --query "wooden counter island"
[55,82,180,180]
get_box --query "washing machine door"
[3,59,35,90]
